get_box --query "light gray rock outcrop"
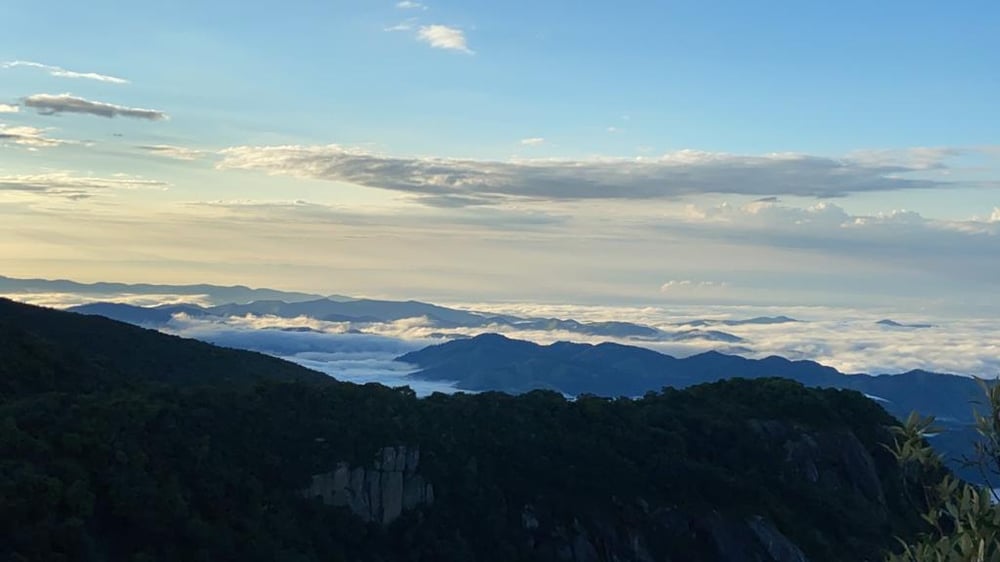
[303,445,433,524]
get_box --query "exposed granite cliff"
[303,445,434,524]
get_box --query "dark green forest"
[0,299,937,561]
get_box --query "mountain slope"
[0,298,329,397]
[0,299,935,561]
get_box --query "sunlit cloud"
[417,25,473,53]
[137,144,205,160]
[0,124,68,148]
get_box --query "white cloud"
[23,93,168,120]
[0,172,167,199]
[137,144,205,161]
[1,60,129,84]
[216,145,963,207]
[396,1,427,9]
[520,137,545,146]
[417,25,473,54]
[607,126,622,134]
[0,124,67,148]
[0,104,19,113]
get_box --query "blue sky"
[1,0,998,313]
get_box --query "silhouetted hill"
[399,334,985,423]
[68,302,190,325]
[876,319,934,329]
[0,298,329,397]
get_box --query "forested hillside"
[0,300,937,561]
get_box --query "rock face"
[518,504,809,562]
[750,419,886,512]
[511,419,894,562]
[304,445,433,524]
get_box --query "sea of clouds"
[6,291,999,395]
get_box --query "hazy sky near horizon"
[1,1,998,313]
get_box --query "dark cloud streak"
[23,93,168,121]
[218,145,956,206]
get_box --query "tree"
[887,380,1000,562]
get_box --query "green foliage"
[887,388,1000,562]
[0,377,931,561]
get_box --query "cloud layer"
[0,172,167,199]
[25,292,998,389]
[1,60,128,84]
[0,104,19,113]
[23,93,168,120]
[217,145,961,206]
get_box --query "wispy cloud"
[0,104,19,113]
[396,1,427,9]
[520,137,545,146]
[847,147,966,171]
[417,25,473,54]
[1,60,128,84]
[385,22,415,32]
[137,144,205,161]
[0,172,167,199]
[660,280,728,292]
[23,93,168,121]
[216,145,963,207]
[0,124,68,148]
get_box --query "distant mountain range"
[4,275,827,343]
[678,315,799,327]
[66,298,752,343]
[0,274,339,305]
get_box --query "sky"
[1,0,998,315]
